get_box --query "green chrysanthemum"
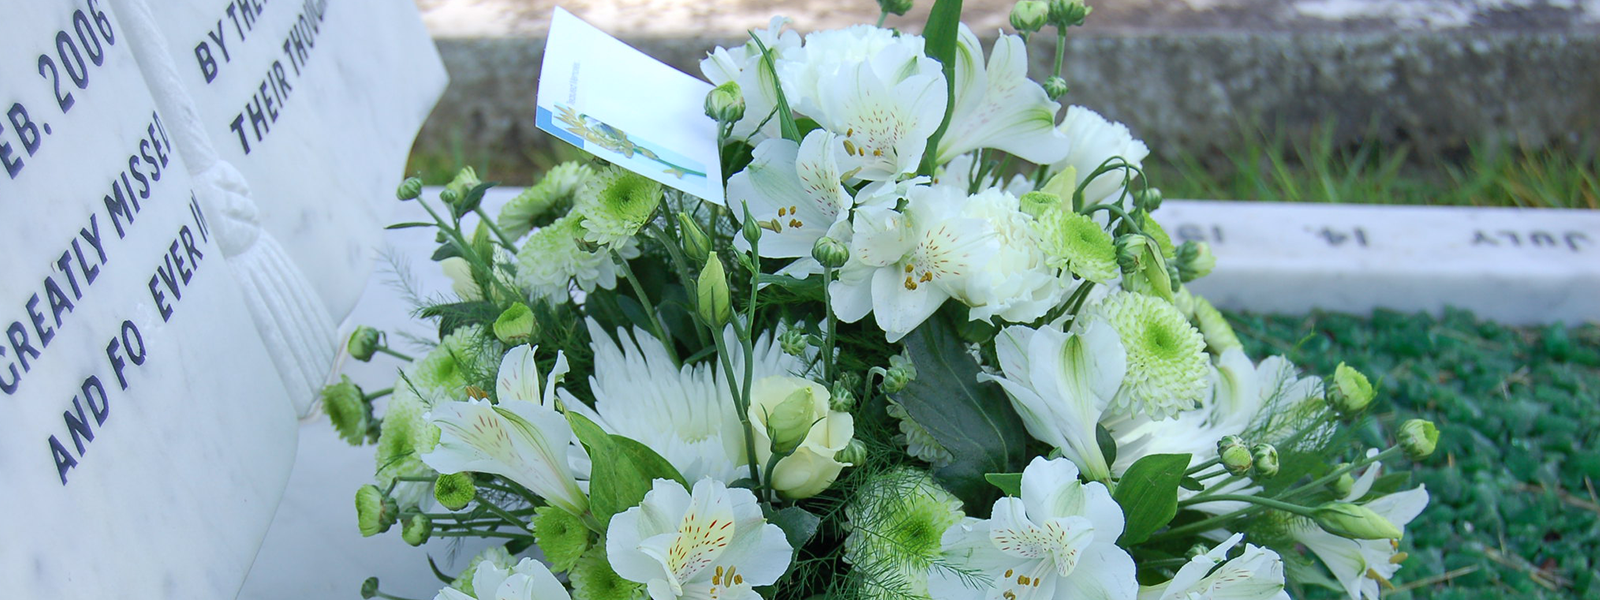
[450,545,515,597]
[886,401,954,468]
[574,167,662,249]
[515,214,632,305]
[499,162,593,239]
[411,325,498,393]
[374,385,436,498]
[1189,293,1242,354]
[534,506,592,573]
[570,545,644,600]
[321,375,370,446]
[844,468,965,600]
[1093,291,1209,419]
[1035,208,1118,283]
[434,472,477,510]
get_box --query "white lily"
[422,347,588,516]
[830,184,995,342]
[435,557,571,600]
[981,320,1126,482]
[728,129,852,260]
[932,456,1137,600]
[1292,453,1431,600]
[935,25,1070,165]
[607,478,793,600]
[1137,534,1290,600]
[560,320,808,483]
[1051,106,1150,208]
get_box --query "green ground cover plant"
[1231,308,1600,599]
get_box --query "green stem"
[1146,507,1259,543]
[1178,493,1315,517]
[1184,457,1221,476]
[762,449,785,503]
[473,206,520,250]
[821,265,838,383]
[1283,446,1403,500]
[614,251,680,366]
[375,346,414,362]
[876,10,889,26]
[431,530,531,540]
[715,333,763,484]
[363,387,395,402]
[1052,27,1068,79]
[374,591,425,600]
[476,496,535,534]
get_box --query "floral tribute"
[330,1,1441,599]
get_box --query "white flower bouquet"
[326,1,1441,599]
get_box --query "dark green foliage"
[1114,454,1191,545]
[1231,308,1600,599]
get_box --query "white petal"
[497,345,539,404]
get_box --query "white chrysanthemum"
[498,162,593,240]
[1138,534,1289,600]
[952,187,1064,323]
[845,468,965,600]
[933,457,1137,600]
[560,320,808,483]
[1092,292,1209,419]
[1035,208,1119,283]
[515,215,638,305]
[573,167,661,249]
[1052,106,1150,207]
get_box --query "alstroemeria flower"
[1137,534,1289,600]
[728,129,852,261]
[1051,106,1150,207]
[422,347,588,516]
[435,557,571,600]
[982,320,1126,482]
[932,456,1137,600]
[1292,452,1430,600]
[700,17,802,141]
[935,25,1070,165]
[608,478,793,600]
[830,184,995,342]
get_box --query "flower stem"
[821,265,838,383]
[1178,493,1315,518]
[431,530,531,540]
[473,206,520,249]
[1184,457,1221,476]
[476,496,536,534]
[1283,445,1404,500]
[375,346,414,362]
[716,333,763,484]
[613,251,680,366]
[876,10,889,26]
[363,387,394,402]
[1052,27,1068,80]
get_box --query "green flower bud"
[812,236,850,269]
[347,326,381,362]
[740,203,762,247]
[829,380,857,413]
[881,354,917,395]
[878,0,914,16]
[396,177,423,201]
[361,577,380,599]
[1185,543,1212,559]
[1115,234,1148,274]
[438,187,461,206]
[704,81,746,124]
[836,438,868,466]
[1010,0,1051,32]
[355,484,398,537]
[434,472,477,511]
[1134,187,1163,211]
[779,328,808,357]
[766,387,818,454]
[1218,435,1252,476]
[322,376,370,446]
[445,166,482,201]
[1328,362,1376,416]
[401,512,433,546]
[534,506,593,572]
[1175,241,1215,282]
[493,303,539,345]
[1019,191,1062,218]
[1399,419,1439,460]
[1313,502,1403,540]
[677,213,713,265]
[1251,443,1279,479]
[1043,75,1070,100]
[1190,295,1242,354]
[1048,0,1092,27]
[1328,463,1355,497]
[697,253,733,327]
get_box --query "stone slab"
[1162,200,1600,324]
[0,2,297,597]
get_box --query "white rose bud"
[748,376,856,499]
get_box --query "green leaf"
[916,0,963,176]
[767,506,821,550]
[985,473,1023,496]
[750,34,801,143]
[892,315,1027,510]
[566,412,687,528]
[452,181,499,218]
[1112,453,1191,545]
[1178,476,1205,492]
[431,243,462,262]
[386,221,437,230]
[418,301,499,338]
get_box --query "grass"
[1230,308,1600,599]
[407,123,1600,209]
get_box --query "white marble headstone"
[0,2,297,597]
[132,0,449,319]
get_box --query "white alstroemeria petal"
[1053,543,1139,600]
[819,64,947,181]
[870,266,950,343]
[422,399,588,516]
[607,479,792,600]
[937,26,1069,165]
[1365,486,1430,528]
[729,130,850,259]
[1019,456,1085,520]
[496,344,540,405]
